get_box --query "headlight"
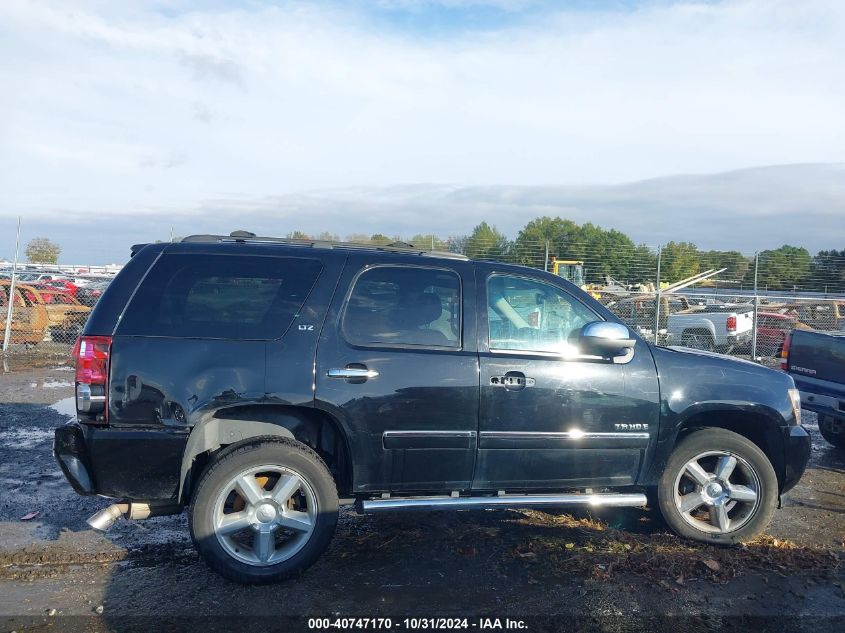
[788,388,801,425]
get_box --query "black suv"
[54,233,811,583]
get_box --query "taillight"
[74,335,111,422]
[726,315,737,332]
[780,333,792,371]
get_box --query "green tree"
[513,217,656,283]
[513,216,581,267]
[369,233,392,245]
[810,249,845,292]
[409,234,449,250]
[578,224,657,284]
[25,237,61,264]
[698,250,752,283]
[286,230,312,240]
[757,245,812,290]
[315,231,339,242]
[446,235,468,255]
[462,222,511,260]
[661,241,700,283]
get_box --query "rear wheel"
[681,330,715,352]
[657,428,777,544]
[189,437,338,584]
[819,416,845,449]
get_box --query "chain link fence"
[447,238,845,367]
[3,235,844,370]
[2,232,121,369]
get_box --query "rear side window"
[342,266,461,348]
[118,254,322,339]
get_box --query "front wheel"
[657,428,777,544]
[189,437,338,584]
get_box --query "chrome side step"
[359,493,647,513]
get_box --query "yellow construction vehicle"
[550,258,585,287]
[550,258,609,300]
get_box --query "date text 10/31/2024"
[307,618,528,630]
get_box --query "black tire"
[681,330,715,352]
[189,436,338,584]
[819,416,845,449]
[657,428,777,545]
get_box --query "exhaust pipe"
[86,502,183,531]
[87,503,128,532]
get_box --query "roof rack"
[179,232,469,260]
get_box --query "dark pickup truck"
[54,233,811,584]
[784,328,845,449]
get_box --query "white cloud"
[9,163,844,265]
[0,0,843,252]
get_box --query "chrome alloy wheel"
[212,465,317,566]
[673,451,761,534]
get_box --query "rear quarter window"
[117,254,322,339]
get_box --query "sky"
[1,0,844,264]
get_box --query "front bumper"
[53,421,96,495]
[781,425,811,494]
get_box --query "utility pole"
[654,246,662,345]
[751,253,759,361]
[544,240,549,272]
[2,217,22,352]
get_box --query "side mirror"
[578,321,636,356]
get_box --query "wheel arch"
[644,403,788,490]
[681,325,716,341]
[667,406,786,490]
[179,404,353,504]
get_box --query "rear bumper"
[798,390,845,419]
[781,425,811,494]
[54,421,189,502]
[53,421,95,495]
[727,331,752,347]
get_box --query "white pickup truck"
[608,295,754,353]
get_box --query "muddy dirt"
[1,361,843,632]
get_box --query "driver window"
[487,274,597,353]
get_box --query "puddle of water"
[29,380,74,389]
[50,396,77,418]
[1,427,54,449]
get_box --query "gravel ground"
[0,360,843,633]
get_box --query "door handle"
[490,372,534,390]
[327,367,379,379]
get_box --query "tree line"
[16,223,845,292]
[288,218,845,291]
